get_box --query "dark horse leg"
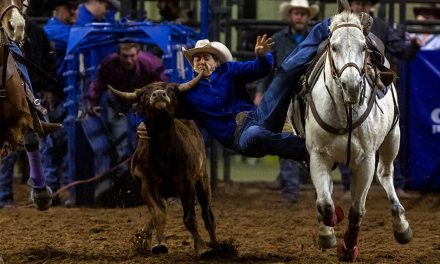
[24,128,52,211]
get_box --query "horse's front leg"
[310,152,343,249]
[337,157,375,262]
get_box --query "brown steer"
[108,74,217,258]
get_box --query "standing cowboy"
[256,0,319,204]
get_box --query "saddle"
[292,29,397,138]
[300,36,395,98]
[3,52,62,137]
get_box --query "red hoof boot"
[337,242,359,262]
[323,205,344,226]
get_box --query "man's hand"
[255,34,274,57]
[253,91,264,106]
[89,106,103,116]
[410,37,423,48]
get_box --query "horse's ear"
[359,12,373,36]
[337,0,351,13]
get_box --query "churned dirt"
[0,182,439,264]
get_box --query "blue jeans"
[0,152,17,203]
[279,158,301,201]
[40,130,67,192]
[107,106,137,163]
[235,20,331,160]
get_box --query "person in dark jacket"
[40,0,79,206]
[256,0,319,204]
[340,0,422,201]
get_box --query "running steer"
[108,74,217,258]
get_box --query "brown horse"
[0,0,37,154]
[0,0,58,211]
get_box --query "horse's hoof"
[318,234,337,249]
[30,186,53,211]
[394,226,413,244]
[337,242,359,262]
[323,205,344,226]
[152,243,168,255]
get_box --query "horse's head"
[0,0,25,43]
[328,12,367,105]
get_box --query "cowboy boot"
[41,120,63,135]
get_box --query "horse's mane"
[329,11,361,32]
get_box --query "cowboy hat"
[280,0,320,20]
[46,0,79,9]
[348,0,379,5]
[103,0,121,11]
[182,39,233,66]
[413,6,440,19]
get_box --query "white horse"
[304,12,412,261]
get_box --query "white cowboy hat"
[182,39,233,66]
[280,0,320,20]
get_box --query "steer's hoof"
[199,247,216,260]
[318,234,337,249]
[152,243,168,255]
[394,226,413,244]
[337,242,359,262]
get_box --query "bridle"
[0,0,25,30]
[327,23,369,103]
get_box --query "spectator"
[88,43,167,164]
[411,5,440,50]
[41,0,79,206]
[75,0,120,26]
[44,0,78,77]
[157,0,190,24]
[75,0,120,82]
[179,36,309,164]
[256,0,319,204]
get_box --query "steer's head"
[108,72,204,118]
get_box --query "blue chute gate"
[63,21,199,205]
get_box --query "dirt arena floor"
[0,182,438,264]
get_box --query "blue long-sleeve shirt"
[182,53,274,147]
[43,17,71,78]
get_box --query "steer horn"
[107,85,141,102]
[177,71,204,92]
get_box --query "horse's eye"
[362,45,366,52]
[332,45,337,52]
